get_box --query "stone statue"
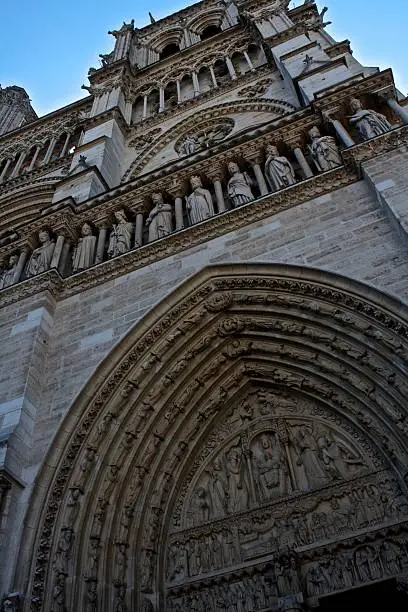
[308,127,342,171]
[349,98,392,140]
[113,583,127,612]
[207,456,228,518]
[0,253,19,289]
[264,144,296,191]
[186,176,215,224]
[64,487,82,528]
[72,223,96,272]
[227,161,254,207]
[253,432,289,501]
[85,579,98,612]
[146,193,173,242]
[179,135,199,156]
[52,571,66,612]
[224,445,249,513]
[294,425,328,490]
[108,210,133,258]
[25,229,55,277]
[317,431,363,479]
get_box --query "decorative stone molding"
[14,263,408,609]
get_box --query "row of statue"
[186,424,366,526]
[168,477,404,582]
[0,98,394,290]
[167,537,406,611]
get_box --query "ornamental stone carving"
[186,176,215,224]
[25,229,55,278]
[264,144,297,191]
[72,223,97,272]
[308,126,342,171]
[178,135,199,157]
[348,98,392,140]
[227,161,254,207]
[108,210,133,258]
[146,193,173,242]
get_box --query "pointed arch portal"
[17,264,408,611]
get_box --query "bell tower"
[0,85,37,136]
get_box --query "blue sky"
[1,0,406,117]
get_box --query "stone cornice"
[0,164,356,306]
[0,156,71,198]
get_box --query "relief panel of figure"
[251,431,290,502]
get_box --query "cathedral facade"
[1,0,408,610]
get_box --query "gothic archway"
[17,264,408,611]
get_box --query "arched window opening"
[164,82,178,109]
[180,74,194,102]
[200,25,222,41]
[231,51,248,76]
[132,96,145,124]
[159,43,180,61]
[148,89,160,116]
[198,66,213,93]
[213,59,230,86]
[248,44,267,69]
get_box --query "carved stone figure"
[85,579,97,612]
[225,445,249,513]
[25,229,55,277]
[264,144,296,191]
[146,193,173,242]
[318,431,363,479]
[0,254,18,289]
[207,456,228,518]
[179,135,199,156]
[349,98,392,140]
[294,425,328,490]
[113,583,127,612]
[72,223,96,272]
[252,432,289,501]
[64,487,82,528]
[52,571,67,612]
[116,543,128,582]
[227,161,254,207]
[308,127,342,171]
[108,210,133,258]
[186,176,214,224]
[54,528,74,572]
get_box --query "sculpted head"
[114,209,127,222]
[266,144,279,157]
[152,192,164,205]
[349,98,362,113]
[228,161,240,175]
[190,175,202,190]
[309,126,321,140]
[81,222,93,236]
[38,229,50,244]
[8,254,19,268]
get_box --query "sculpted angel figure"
[227,161,254,207]
[349,98,392,140]
[264,144,297,191]
[179,135,199,156]
[25,229,55,277]
[186,175,215,224]
[108,209,133,257]
[308,126,342,171]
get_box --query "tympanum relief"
[165,388,407,604]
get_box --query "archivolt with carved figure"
[15,264,408,611]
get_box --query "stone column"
[59,240,71,275]
[10,151,27,178]
[159,87,165,113]
[134,213,144,247]
[143,95,148,119]
[387,97,408,124]
[43,137,58,165]
[168,181,185,230]
[225,57,237,80]
[95,226,108,264]
[28,145,42,170]
[13,249,29,283]
[50,234,66,269]
[0,159,12,183]
[208,168,226,212]
[293,147,314,179]
[245,153,269,196]
[209,66,218,88]
[176,80,182,103]
[243,51,255,72]
[59,133,71,158]
[192,72,200,96]
[332,119,355,148]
